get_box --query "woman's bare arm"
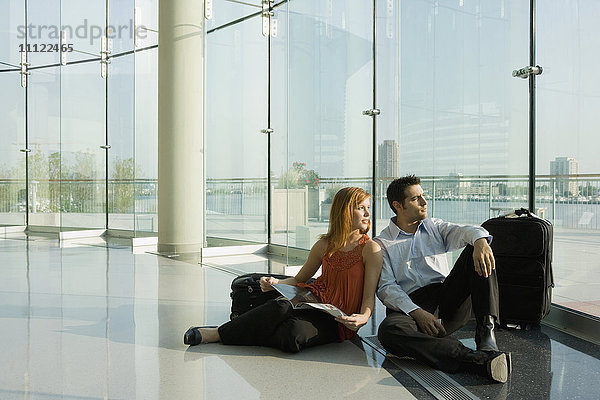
[259,239,328,291]
[335,239,383,330]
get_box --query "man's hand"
[473,237,495,278]
[409,308,446,337]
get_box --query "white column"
[157,0,204,253]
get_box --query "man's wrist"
[408,308,422,317]
[474,237,489,247]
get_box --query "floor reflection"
[2,234,600,399]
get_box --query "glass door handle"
[20,149,31,153]
[100,145,112,149]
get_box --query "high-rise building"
[550,157,578,196]
[377,139,399,178]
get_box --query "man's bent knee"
[377,313,413,348]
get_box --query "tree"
[110,157,143,213]
[278,162,321,189]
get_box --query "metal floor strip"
[362,335,479,400]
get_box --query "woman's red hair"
[320,187,370,256]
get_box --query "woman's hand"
[259,276,279,292]
[335,313,369,331]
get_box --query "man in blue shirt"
[375,175,511,383]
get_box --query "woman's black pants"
[218,298,339,353]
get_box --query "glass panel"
[277,0,373,249]
[60,2,107,229]
[206,16,268,244]
[376,0,529,231]
[132,0,158,233]
[270,3,288,247]
[207,0,263,31]
[60,62,106,229]
[108,54,135,230]
[61,0,106,63]
[374,0,399,232]
[109,0,135,53]
[0,0,24,66]
[27,1,61,227]
[537,0,600,318]
[0,72,25,226]
[28,66,61,227]
[134,0,158,48]
[26,0,61,67]
[134,48,158,233]
[0,1,25,226]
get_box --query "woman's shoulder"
[361,236,381,254]
[311,238,330,257]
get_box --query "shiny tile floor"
[0,233,412,399]
[2,232,600,399]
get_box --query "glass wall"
[108,54,135,230]
[28,66,61,227]
[1,0,600,321]
[272,0,374,249]
[108,1,135,231]
[134,0,158,233]
[0,0,158,232]
[60,62,106,229]
[0,0,25,226]
[205,16,269,243]
[0,71,25,226]
[376,0,530,231]
[537,0,600,317]
[27,0,61,227]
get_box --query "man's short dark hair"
[387,175,421,214]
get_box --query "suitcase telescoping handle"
[514,208,532,217]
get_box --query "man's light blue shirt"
[375,217,491,315]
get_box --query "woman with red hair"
[184,187,382,352]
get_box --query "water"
[207,193,600,231]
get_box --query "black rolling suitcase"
[482,208,554,328]
[229,273,291,320]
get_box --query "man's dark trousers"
[377,245,500,373]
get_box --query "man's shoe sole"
[487,352,510,383]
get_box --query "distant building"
[550,157,578,196]
[441,173,499,197]
[378,140,399,178]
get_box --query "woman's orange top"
[297,234,369,341]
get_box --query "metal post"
[528,0,537,213]
[105,0,109,229]
[488,179,492,219]
[380,180,384,223]
[552,178,556,226]
[432,180,436,218]
[240,180,244,215]
[369,0,377,335]
[371,0,377,237]
[24,1,29,226]
[267,8,272,244]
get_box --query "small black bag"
[229,273,291,320]
[482,208,554,328]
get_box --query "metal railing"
[0,179,158,215]
[1,175,599,231]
